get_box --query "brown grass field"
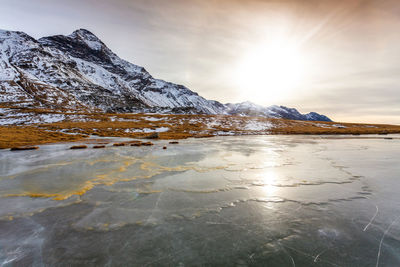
[0,127,86,149]
[1,108,400,149]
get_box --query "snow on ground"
[144,127,169,133]
[0,113,66,125]
[312,123,347,129]
[124,127,170,133]
[363,125,377,128]
[205,117,236,129]
[331,124,347,128]
[214,131,236,136]
[37,114,66,124]
[117,118,140,122]
[0,116,27,125]
[207,119,221,128]
[244,121,273,131]
[0,110,95,126]
[142,117,164,122]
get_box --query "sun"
[235,42,307,104]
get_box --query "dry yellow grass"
[270,119,400,135]
[0,126,86,149]
[1,108,400,149]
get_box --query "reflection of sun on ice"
[261,170,278,195]
[236,42,307,103]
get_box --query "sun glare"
[236,42,307,104]
[261,170,278,195]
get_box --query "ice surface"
[0,135,400,266]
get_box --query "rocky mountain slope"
[0,28,331,121]
[226,102,331,121]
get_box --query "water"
[0,135,399,266]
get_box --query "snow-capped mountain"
[0,29,225,114]
[0,28,331,121]
[226,102,331,121]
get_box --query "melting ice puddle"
[0,135,400,266]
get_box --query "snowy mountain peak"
[68,29,104,51]
[69,28,97,39]
[38,29,106,54]
[0,29,38,54]
[0,29,15,39]
[0,29,34,41]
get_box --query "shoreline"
[1,123,399,150]
[1,108,400,149]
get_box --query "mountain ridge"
[0,28,331,122]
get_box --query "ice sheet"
[0,135,399,266]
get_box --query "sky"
[1,0,400,124]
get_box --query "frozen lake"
[0,135,400,266]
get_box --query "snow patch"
[124,127,170,133]
[244,121,273,131]
[143,117,164,122]
[144,127,169,133]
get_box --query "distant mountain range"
[0,28,331,122]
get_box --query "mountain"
[0,29,225,114]
[0,28,331,121]
[225,102,331,121]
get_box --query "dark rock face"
[0,28,331,121]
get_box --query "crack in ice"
[376,214,400,267]
[364,204,379,232]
